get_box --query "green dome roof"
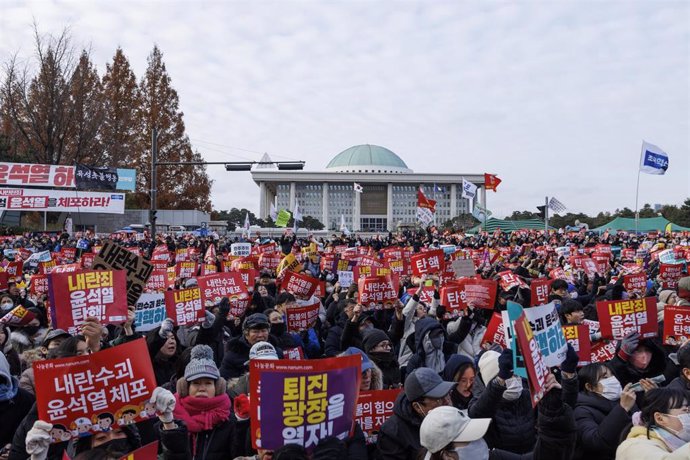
[326,145,410,172]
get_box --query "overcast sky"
[1,1,688,219]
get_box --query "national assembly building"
[251,144,485,232]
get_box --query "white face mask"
[0,302,12,311]
[503,376,523,401]
[454,439,489,460]
[599,376,622,401]
[666,413,690,442]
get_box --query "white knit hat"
[478,350,501,385]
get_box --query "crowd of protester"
[1,225,689,460]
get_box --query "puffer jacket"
[467,378,536,454]
[442,354,477,410]
[573,391,634,460]
[376,391,423,460]
[159,418,237,460]
[405,318,456,375]
[616,426,690,459]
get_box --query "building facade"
[252,145,486,232]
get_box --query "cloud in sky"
[1,1,688,218]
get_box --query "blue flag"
[639,141,669,175]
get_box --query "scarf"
[650,426,687,452]
[174,393,231,433]
[423,334,445,373]
[0,376,18,401]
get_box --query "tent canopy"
[469,218,554,232]
[591,216,690,233]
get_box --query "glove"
[218,297,230,318]
[150,387,176,423]
[159,318,175,339]
[498,348,514,380]
[202,310,215,329]
[590,331,602,342]
[561,343,579,374]
[618,332,640,361]
[26,420,52,460]
[234,393,250,421]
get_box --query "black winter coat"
[324,314,348,357]
[219,334,283,379]
[0,387,34,446]
[159,418,237,460]
[376,391,423,460]
[468,379,536,454]
[573,392,634,460]
[8,404,68,460]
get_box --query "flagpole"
[481,186,487,231]
[544,196,549,233]
[634,169,641,235]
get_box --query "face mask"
[326,286,334,294]
[666,413,690,442]
[430,334,444,350]
[598,375,622,400]
[503,376,523,401]
[454,439,489,460]
[0,302,12,312]
[23,325,40,336]
[270,323,286,336]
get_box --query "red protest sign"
[623,272,647,296]
[581,258,598,278]
[144,269,168,293]
[175,261,198,279]
[480,312,507,348]
[164,287,203,326]
[406,286,435,305]
[663,306,690,346]
[513,312,548,407]
[60,247,77,261]
[355,389,402,443]
[258,252,282,271]
[48,270,128,335]
[80,253,95,269]
[660,263,683,290]
[117,441,158,460]
[34,339,156,442]
[0,271,8,291]
[386,258,410,276]
[197,272,250,317]
[410,249,445,276]
[530,278,552,306]
[497,271,526,291]
[596,297,658,340]
[30,274,49,295]
[5,260,23,279]
[286,298,321,332]
[358,275,399,308]
[590,340,617,364]
[562,324,591,366]
[441,278,498,316]
[234,268,259,291]
[282,271,319,299]
[354,264,392,280]
[201,263,218,276]
[0,305,36,327]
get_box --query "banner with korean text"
[48,270,128,335]
[134,293,167,332]
[164,287,203,326]
[93,241,153,306]
[596,297,658,340]
[355,389,402,445]
[197,272,250,317]
[358,275,400,308]
[250,355,361,450]
[663,306,690,346]
[34,339,156,442]
[0,188,125,214]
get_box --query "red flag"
[204,244,217,265]
[417,187,436,212]
[484,173,502,192]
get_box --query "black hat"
[243,313,270,330]
[362,329,390,353]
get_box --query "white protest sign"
[338,270,354,288]
[451,259,476,278]
[231,243,252,257]
[502,302,568,367]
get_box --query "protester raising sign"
[410,249,445,276]
[164,287,204,326]
[196,271,250,317]
[513,311,548,407]
[358,275,400,308]
[93,241,153,306]
[663,306,690,346]
[562,324,592,366]
[0,305,36,326]
[48,270,128,335]
[250,355,361,451]
[440,278,498,317]
[623,272,647,296]
[530,278,551,307]
[497,271,526,291]
[286,298,321,332]
[503,303,567,367]
[480,312,507,349]
[282,271,320,299]
[596,297,658,340]
[134,293,167,332]
[144,269,168,293]
[659,263,684,290]
[34,339,156,442]
[355,389,402,445]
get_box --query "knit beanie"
[362,329,390,353]
[658,290,676,305]
[478,350,500,385]
[184,345,220,382]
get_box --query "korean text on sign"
[33,339,156,442]
[164,287,203,326]
[596,297,658,340]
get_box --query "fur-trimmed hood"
[10,327,48,349]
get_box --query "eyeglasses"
[374,342,392,350]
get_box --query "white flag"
[461,179,477,200]
[548,197,567,214]
[639,141,669,175]
[269,203,277,221]
[353,183,363,193]
[243,212,250,230]
[340,215,350,236]
[293,203,303,222]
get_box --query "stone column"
[387,183,393,231]
[322,182,329,229]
